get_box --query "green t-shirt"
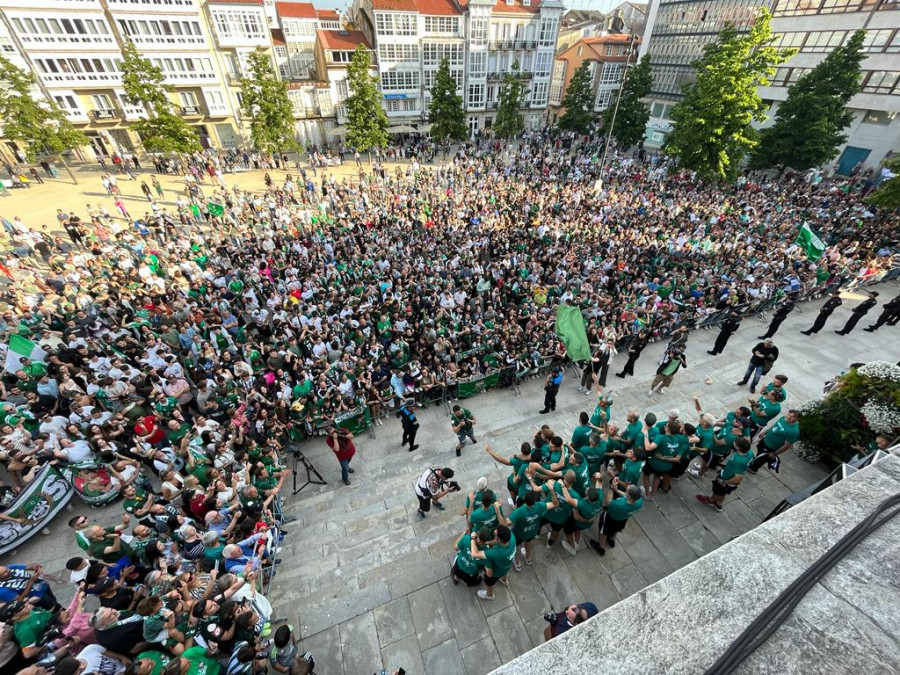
[137,650,171,675]
[573,497,603,530]
[506,456,529,491]
[751,398,781,426]
[123,487,150,515]
[607,496,643,521]
[569,461,591,495]
[694,425,716,450]
[580,441,608,476]
[571,424,592,450]
[621,420,643,447]
[719,450,755,481]
[14,609,52,648]
[590,399,611,426]
[763,418,800,451]
[648,434,687,472]
[469,504,500,532]
[508,502,547,541]
[455,534,482,576]
[619,458,644,486]
[482,534,517,578]
[184,645,221,675]
[541,482,570,524]
[451,408,474,434]
[88,535,134,564]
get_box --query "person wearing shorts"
[590,483,643,556]
[558,476,603,556]
[414,466,456,518]
[641,420,688,499]
[450,405,477,457]
[451,529,485,587]
[536,473,574,549]
[507,489,557,570]
[697,437,754,511]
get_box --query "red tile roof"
[316,9,340,20]
[271,28,286,46]
[372,0,418,10]
[491,0,541,14]
[317,29,372,51]
[275,2,317,19]
[372,0,462,12]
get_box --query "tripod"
[291,449,327,495]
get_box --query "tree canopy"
[603,53,652,150]
[494,60,528,140]
[558,61,594,134]
[427,58,466,144]
[241,50,299,154]
[665,10,794,182]
[750,29,865,172]
[345,45,388,153]
[866,155,900,210]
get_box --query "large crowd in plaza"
[0,128,897,674]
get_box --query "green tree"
[0,55,87,183]
[120,40,200,154]
[428,58,466,144]
[867,155,900,210]
[241,50,299,154]
[665,10,794,182]
[494,60,529,140]
[750,29,865,172]
[345,44,388,155]
[603,54,652,149]
[558,61,594,134]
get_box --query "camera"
[543,612,559,624]
[447,481,461,492]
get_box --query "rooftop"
[372,0,463,13]
[490,0,541,14]
[275,1,318,19]
[317,29,372,51]
[271,28,286,46]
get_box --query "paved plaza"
[6,223,897,675]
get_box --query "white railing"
[127,34,208,48]
[106,0,196,11]
[162,71,217,85]
[18,34,116,47]
[39,71,122,86]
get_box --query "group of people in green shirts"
[450,377,802,600]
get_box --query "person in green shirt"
[484,442,535,506]
[133,650,171,675]
[641,420,688,499]
[537,472,576,548]
[558,473,603,555]
[451,530,484,587]
[748,388,784,437]
[748,409,801,474]
[610,447,645,490]
[507,489,557,570]
[697,436,754,511]
[580,432,609,477]
[468,490,504,534]
[183,643,222,675]
[471,524,517,601]
[590,482,644,556]
[450,405,477,457]
[571,412,592,450]
[1,600,52,660]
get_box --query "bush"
[798,361,900,465]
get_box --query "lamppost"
[598,32,639,188]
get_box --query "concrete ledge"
[493,455,900,675]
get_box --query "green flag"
[207,202,224,217]
[795,223,826,261]
[555,305,591,362]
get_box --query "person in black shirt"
[707,313,741,356]
[801,292,842,335]
[399,398,419,452]
[865,294,900,332]
[737,339,778,394]
[758,298,794,339]
[835,291,878,335]
[616,331,649,379]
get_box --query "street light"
[598,32,639,188]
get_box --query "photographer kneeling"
[414,466,458,519]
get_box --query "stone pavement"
[3,266,898,671]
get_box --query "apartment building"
[549,33,640,123]
[352,0,563,137]
[272,2,341,82]
[640,0,899,171]
[313,29,376,132]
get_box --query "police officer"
[707,312,741,356]
[801,292,842,335]
[540,366,563,414]
[399,398,419,452]
[758,298,795,339]
[835,291,878,335]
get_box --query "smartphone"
[214,559,220,573]
[398,670,407,675]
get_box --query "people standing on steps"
[737,338,779,394]
[414,466,457,518]
[834,291,878,335]
[747,409,801,474]
[648,345,687,395]
[707,312,741,356]
[470,524,517,601]
[758,297,795,339]
[540,367,563,414]
[696,436,754,512]
[589,481,644,556]
[450,405,477,457]
[801,292,842,335]
[616,330,649,378]
[865,294,900,332]
[584,339,616,390]
[325,426,355,486]
[399,398,419,452]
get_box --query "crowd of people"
[0,128,897,670]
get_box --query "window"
[375,13,416,36]
[422,42,463,67]
[862,29,893,52]
[862,110,896,125]
[337,79,349,99]
[54,95,78,111]
[539,18,558,46]
[275,46,287,58]
[804,30,846,52]
[595,89,614,111]
[534,52,552,77]
[467,82,485,107]
[91,93,115,110]
[380,70,420,91]
[599,62,624,85]
[385,98,418,113]
[470,18,487,45]
[577,45,583,56]
[424,17,459,34]
[469,52,486,78]
[862,70,900,93]
[379,44,419,62]
[531,81,548,106]
[179,91,199,107]
[331,50,354,63]
[606,45,613,56]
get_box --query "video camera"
[447,480,461,493]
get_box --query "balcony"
[39,71,121,87]
[226,73,243,86]
[106,0,197,12]
[487,71,534,82]
[90,108,121,121]
[293,106,321,120]
[126,34,208,50]
[18,33,116,48]
[181,104,203,116]
[486,101,498,110]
